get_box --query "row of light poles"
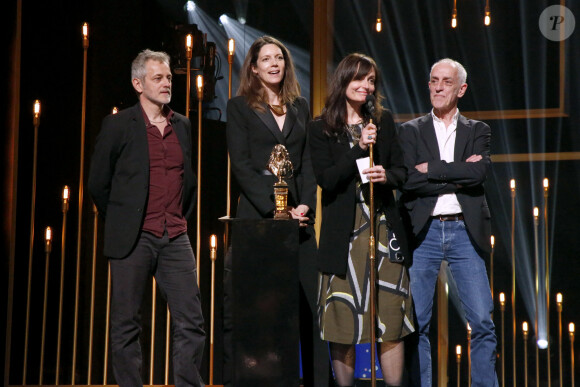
[494,291,575,387]
[20,25,238,386]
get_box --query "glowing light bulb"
[484,0,490,26]
[376,18,382,32]
[34,100,41,118]
[228,38,235,56]
[185,1,195,12]
[534,207,539,218]
[537,339,548,349]
[209,234,217,259]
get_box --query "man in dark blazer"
[88,49,205,387]
[399,59,498,387]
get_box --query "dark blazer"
[399,113,491,254]
[226,95,316,219]
[308,110,411,276]
[226,96,329,387]
[88,102,196,258]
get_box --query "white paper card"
[356,157,371,184]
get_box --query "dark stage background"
[2,0,580,385]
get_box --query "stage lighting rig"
[172,23,217,102]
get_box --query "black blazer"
[226,95,316,219]
[308,110,411,276]
[88,103,196,258]
[399,113,491,254]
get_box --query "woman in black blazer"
[224,36,329,387]
[308,54,414,387]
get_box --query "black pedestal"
[231,219,300,387]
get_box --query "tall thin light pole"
[195,75,204,285]
[103,260,112,384]
[209,235,217,385]
[56,186,70,384]
[375,0,382,32]
[523,322,529,387]
[103,107,117,386]
[456,345,462,387]
[226,38,235,219]
[500,292,506,387]
[39,227,52,385]
[510,179,517,386]
[185,34,192,118]
[87,203,99,383]
[164,35,194,384]
[149,279,157,385]
[368,119,377,387]
[570,323,575,387]
[23,99,41,384]
[72,22,89,383]
[490,235,495,304]
[557,293,563,387]
[534,207,540,387]
[467,322,472,387]
[543,178,551,386]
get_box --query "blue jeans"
[409,219,498,387]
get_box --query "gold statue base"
[274,181,290,219]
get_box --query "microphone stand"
[368,118,377,387]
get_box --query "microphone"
[362,94,376,120]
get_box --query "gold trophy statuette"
[267,144,293,219]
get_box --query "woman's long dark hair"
[237,36,301,111]
[320,53,384,136]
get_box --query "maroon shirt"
[141,107,187,238]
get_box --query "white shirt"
[431,109,463,216]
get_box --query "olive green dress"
[317,126,414,344]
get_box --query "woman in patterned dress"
[308,53,414,387]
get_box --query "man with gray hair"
[89,49,205,387]
[399,58,498,386]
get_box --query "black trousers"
[109,231,206,387]
[222,226,331,387]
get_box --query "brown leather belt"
[433,213,464,221]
